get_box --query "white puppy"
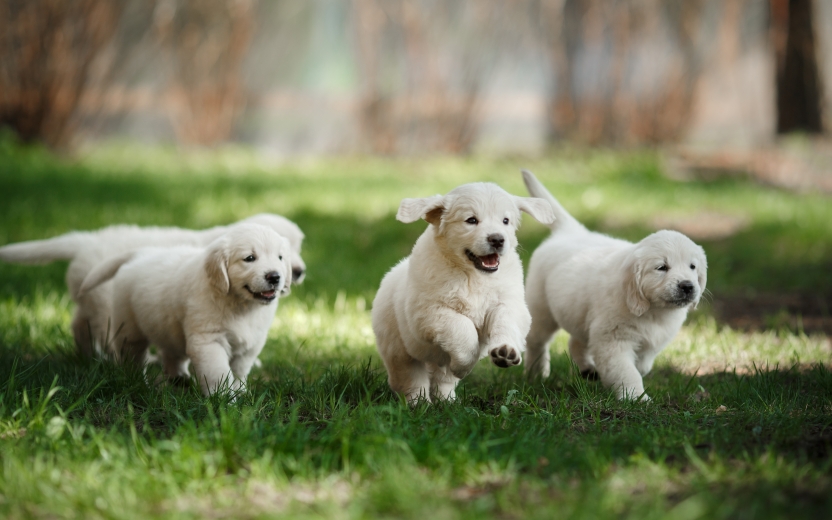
[0,214,305,357]
[78,223,292,395]
[372,183,555,403]
[521,170,707,400]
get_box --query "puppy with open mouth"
[521,170,708,400]
[78,223,293,396]
[372,183,555,404]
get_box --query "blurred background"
[1,0,830,156]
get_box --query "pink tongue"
[480,254,499,268]
[261,290,276,297]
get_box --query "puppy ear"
[625,258,650,316]
[694,246,708,309]
[396,195,445,225]
[280,241,293,296]
[514,196,556,225]
[205,240,230,294]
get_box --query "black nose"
[487,234,505,250]
[265,271,281,285]
[292,268,305,283]
[679,280,694,295]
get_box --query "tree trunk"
[772,0,823,134]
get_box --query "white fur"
[522,170,708,400]
[372,182,555,404]
[0,214,305,357]
[78,224,293,396]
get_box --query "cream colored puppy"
[78,223,292,395]
[372,183,555,404]
[0,214,305,357]
[522,170,707,400]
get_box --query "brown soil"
[713,291,832,335]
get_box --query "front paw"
[490,345,521,368]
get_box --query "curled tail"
[78,252,136,297]
[0,232,92,265]
[521,169,585,233]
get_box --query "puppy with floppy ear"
[79,223,293,395]
[372,182,555,404]
[0,213,305,358]
[521,170,708,400]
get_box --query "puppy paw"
[490,345,521,368]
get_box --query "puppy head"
[625,230,708,316]
[205,223,294,305]
[397,182,554,274]
[239,213,307,285]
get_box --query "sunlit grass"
[0,139,830,518]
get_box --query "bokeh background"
[2,0,831,154]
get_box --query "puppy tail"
[0,232,93,265]
[521,169,585,232]
[78,251,136,297]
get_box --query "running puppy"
[78,224,292,395]
[0,214,305,357]
[522,170,707,400]
[372,183,555,403]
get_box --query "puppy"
[77,223,292,395]
[521,170,707,400]
[372,183,555,403]
[0,214,305,357]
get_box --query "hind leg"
[428,363,459,402]
[568,337,597,380]
[525,305,558,379]
[384,349,431,405]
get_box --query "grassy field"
[0,135,831,518]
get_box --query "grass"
[0,135,831,518]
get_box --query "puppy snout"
[487,233,505,251]
[678,280,695,296]
[265,271,282,285]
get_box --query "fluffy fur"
[0,214,305,357]
[372,182,555,403]
[78,223,292,395]
[521,170,708,400]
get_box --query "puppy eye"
[279,255,283,261]
[243,255,256,262]
[465,217,478,225]
[656,264,668,272]
[503,218,510,225]
[690,264,696,270]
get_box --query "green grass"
[0,136,831,518]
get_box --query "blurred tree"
[0,0,124,148]
[542,0,707,145]
[771,0,823,134]
[154,0,258,145]
[352,0,509,154]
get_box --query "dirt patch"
[713,292,832,335]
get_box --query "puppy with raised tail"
[521,170,707,400]
[372,183,555,404]
[78,223,293,396]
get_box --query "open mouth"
[668,297,695,307]
[465,250,500,273]
[245,286,277,303]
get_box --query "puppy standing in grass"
[521,170,707,400]
[372,183,555,403]
[78,223,293,395]
[0,214,305,357]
